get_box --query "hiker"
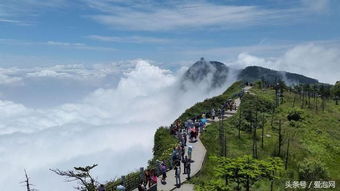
[170,147,178,169]
[186,157,191,180]
[194,128,198,141]
[150,173,158,186]
[181,145,185,160]
[188,145,193,161]
[98,184,105,191]
[211,108,216,120]
[180,133,185,147]
[160,162,167,184]
[174,165,181,187]
[189,128,194,142]
[190,128,197,142]
[138,181,146,191]
[144,170,151,188]
[182,156,189,174]
[183,131,187,146]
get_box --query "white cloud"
[0,18,21,23]
[84,0,333,31]
[301,0,330,13]
[45,40,116,52]
[87,35,171,44]
[0,73,22,85]
[0,64,120,84]
[88,2,279,31]
[0,0,66,24]
[278,43,340,84]
[0,38,116,52]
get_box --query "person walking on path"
[186,158,191,180]
[211,108,216,120]
[183,131,187,146]
[174,165,181,188]
[144,170,151,188]
[160,162,167,184]
[170,147,177,169]
[182,156,189,174]
[181,145,185,160]
[188,145,193,161]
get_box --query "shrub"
[298,158,329,181]
[287,108,304,121]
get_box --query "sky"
[0,0,339,71]
[0,0,340,190]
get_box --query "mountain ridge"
[182,58,319,88]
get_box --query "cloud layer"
[0,60,232,191]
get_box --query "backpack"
[161,165,167,173]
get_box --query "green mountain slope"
[192,83,340,191]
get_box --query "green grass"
[193,85,340,191]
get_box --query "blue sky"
[1,0,340,68]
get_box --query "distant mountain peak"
[181,58,229,89]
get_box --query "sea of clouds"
[0,59,236,191]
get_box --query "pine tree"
[50,164,98,191]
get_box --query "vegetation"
[212,155,283,191]
[50,164,98,191]
[298,158,329,182]
[331,81,340,105]
[177,81,244,122]
[149,126,178,167]
[192,81,340,190]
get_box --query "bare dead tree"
[21,169,37,191]
[50,164,98,191]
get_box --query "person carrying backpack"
[160,162,167,184]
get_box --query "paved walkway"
[135,86,250,191]
[156,135,206,191]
